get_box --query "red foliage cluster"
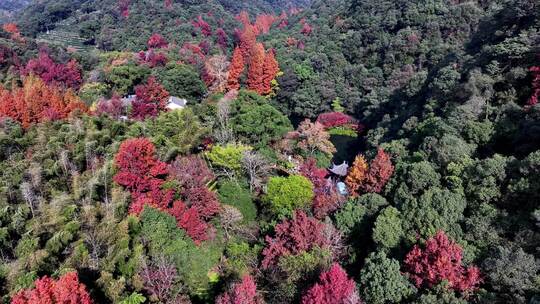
[169,155,215,189]
[114,143,220,243]
[147,33,168,49]
[180,42,205,65]
[118,0,130,18]
[247,44,280,95]
[0,76,87,128]
[164,0,172,9]
[227,47,245,91]
[216,275,264,304]
[3,23,23,42]
[278,12,288,29]
[216,28,228,50]
[199,40,211,55]
[113,138,169,213]
[192,15,212,37]
[235,11,251,28]
[316,112,362,132]
[238,25,258,60]
[301,264,362,304]
[22,51,83,89]
[299,158,328,190]
[138,50,169,67]
[169,156,220,241]
[11,272,93,304]
[255,14,277,34]
[299,159,342,218]
[301,23,313,36]
[95,94,126,119]
[346,148,394,195]
[130,76,170,120]
[311,191,342,219]
[362,148,394,193]
[247,43,266,93]
[299,18,313,36]
[261,211,341,269]
[261,50,279,94]
[528,66,540,106]
[403,231,482,293]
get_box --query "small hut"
[329,161,349,177]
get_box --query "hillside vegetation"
[0,0,539,303]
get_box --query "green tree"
[139,207,223,297]
[218,181,257,222]
[483,246,539,298]
[206,143,252,175]
[156,63,207,102]
[106,64,150,95]
[372,206,404,250]
[359,251,414,304]
[264,175,314,218]
[229,90,292,148]
[400,187,466,243]
[129,108,206,160]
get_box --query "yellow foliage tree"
[345,155,369,196]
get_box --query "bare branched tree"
[139,256,185,304]
[20,182,36,217]
[220,205,243,239]
[27,162,42,190]
[214,94,235,144]
[241,151,271,192]
[205,54,230,93]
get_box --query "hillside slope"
[0,0,539,303]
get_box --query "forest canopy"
[0,0,539,303]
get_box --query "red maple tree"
[113,137,169,212]
[301,264,362,304]
[147,33,168,49]
[183,186,221,220]
[247,43,266,94]
[403,231,482,293]
[130,76,170,120]
[235,11,251,28]
[239,25,258,60]
[169,200,211,243]
[299,159,342,218]
[301,23,313,36]
[227,47,245,91]
[361,148,394,193]
[316,112,362,131]
[118,0,130,17]
[11,272,93,304]
[255,14,277,34]
[169,155,215,189]
[261,211,342,269]
[0,76,87,128]
[95,94,126,118]
[528,66,540,106]
[216,28,228,50]
[216,275,263,304]
[138,50,168,67]
[164,0,172,9]
[114,139,219,243]
[22,51,82,89]
[299,158,328,191]
[3,23,23,41]
[192,15,212,37]
[261,49,279,95]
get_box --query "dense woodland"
[0,0,539,303]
